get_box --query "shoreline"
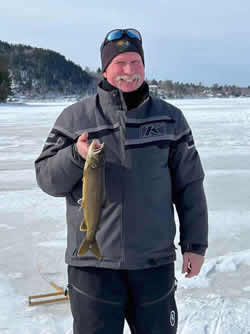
[2,94,250,105]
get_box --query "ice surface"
[0,97,250,333]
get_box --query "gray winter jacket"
[34,83,208,269]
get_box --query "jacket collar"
[97,79,150,115]
[97,80,128,112]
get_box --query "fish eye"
[91,163,97,168]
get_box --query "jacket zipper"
[120,167,125,265]
[118,101,126,266]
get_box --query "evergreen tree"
[0,55,11,102]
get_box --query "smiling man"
[103,52,144,92]
[35,28,208,334]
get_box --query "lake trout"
[77,139,105,260]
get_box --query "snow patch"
[0,224,15,230]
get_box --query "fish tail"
[77,238,102,260]
[90,239,102,260]
[77,239,90,257]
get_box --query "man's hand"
[76,132,102,160]
[76,132,90,160]
[182,252,204,278]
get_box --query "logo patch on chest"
[140,122,166,138]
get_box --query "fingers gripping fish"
[77,139,106,260]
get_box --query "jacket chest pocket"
[148,142,170,167]
[125,117,175,170]
[126,141,170,173]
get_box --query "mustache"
[115,74,141,83]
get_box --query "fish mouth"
[93,143,104,154]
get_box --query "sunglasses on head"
[104,29,142,45]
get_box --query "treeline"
[148,79,250,98]
[1,40,250,102]
[0,55,11,102]
[0,40,98,101]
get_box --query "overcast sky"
[1,0,250,86]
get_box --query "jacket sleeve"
[34,107,85,197]
[169,110,208,256]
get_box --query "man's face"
[103,52,145,92]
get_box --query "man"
[35,28,208,334]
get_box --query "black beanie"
[100,32,144,72]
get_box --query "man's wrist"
[180,242,207,256]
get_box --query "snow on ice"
[0,98,250,333]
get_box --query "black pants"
[68,263,178,334]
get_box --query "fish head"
[85,139,105,169]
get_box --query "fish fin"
[77,238,102,260]
[90,239,102,260]
[77,196,85,208]
[80,218,87,231]
[77,239,90,257]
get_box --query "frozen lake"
[0,97,250,333]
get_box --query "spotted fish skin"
[77,139,105,260]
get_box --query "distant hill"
[1,40,249,102]
[0,40,99,99]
